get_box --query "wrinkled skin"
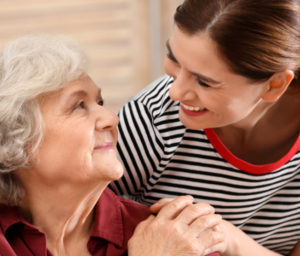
[128,196,224,256]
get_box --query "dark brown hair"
[174,0,300,86]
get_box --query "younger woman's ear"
[261,70,294,102]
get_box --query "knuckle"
[210,230,224,243]
[169,221,183,235]
[187,203,202,214]
[158,197,173,204]
[197,214,222,229]
[200,219,211,230]
[169,200,182,211]
[195,202,215,213]
[168,195,191,210]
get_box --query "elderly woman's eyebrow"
[67,88,102,100]
[68,90,87,98]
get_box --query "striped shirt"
[110,75,300,255]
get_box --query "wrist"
[221,220,240,256]
[221,220,282,256]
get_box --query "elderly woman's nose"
[95,107,119,130]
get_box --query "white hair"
[0,34,88,204]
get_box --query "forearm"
[221,220,282,256]
[289,240,300,256]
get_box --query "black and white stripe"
[110,75,300,255]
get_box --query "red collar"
[205,128,300,174]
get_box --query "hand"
[211,219,282,256]
[128,195,224,256]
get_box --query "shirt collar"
[90,188,125,248]
[0,188,126,248]
[0,204,37,234]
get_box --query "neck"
[217,100,273,142]
[18,180,107,255]
[214,93,300,164]
[222,92,300,140]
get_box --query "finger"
[203,225,226,255]
[174,202,215,225]
[189,214,223,238]
[155,195,194,220]
[197,227,224,254]
[149,198,175,213]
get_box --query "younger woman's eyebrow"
[192,72,221,85]
[166,40,178,63]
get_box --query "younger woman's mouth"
[181,103,208,116]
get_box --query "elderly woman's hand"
[128,195,224,256]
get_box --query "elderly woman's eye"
[75,101,85,109]
[98,99,104,106]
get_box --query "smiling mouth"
[180,103,208,117]
[181,103,206,112]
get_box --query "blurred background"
[0,0,183,112]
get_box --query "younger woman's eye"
[166,52,178,63]
[197,78,210,88]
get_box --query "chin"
[180,117,205,130]
[113,163,125,180]
[96,161,124,182]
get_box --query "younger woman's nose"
[169,75,197,102]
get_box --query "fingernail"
[185,195,194,200]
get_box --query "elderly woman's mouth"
[94,142,114,150]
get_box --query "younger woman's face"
[165,26,269,130]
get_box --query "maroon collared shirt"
[0,188,150,256]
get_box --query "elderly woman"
[0,34,223,256]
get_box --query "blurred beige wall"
[0,0,183,112]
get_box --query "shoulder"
[0,204,20,232]
[98,188,150,245]
[101,188,150,223]
[0,204,23,255]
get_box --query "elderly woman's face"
[32,75,123,185]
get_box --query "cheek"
[42,126,94,168]
[219,93,261,121]
[70,129,94,167]
[112,128,118,144]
